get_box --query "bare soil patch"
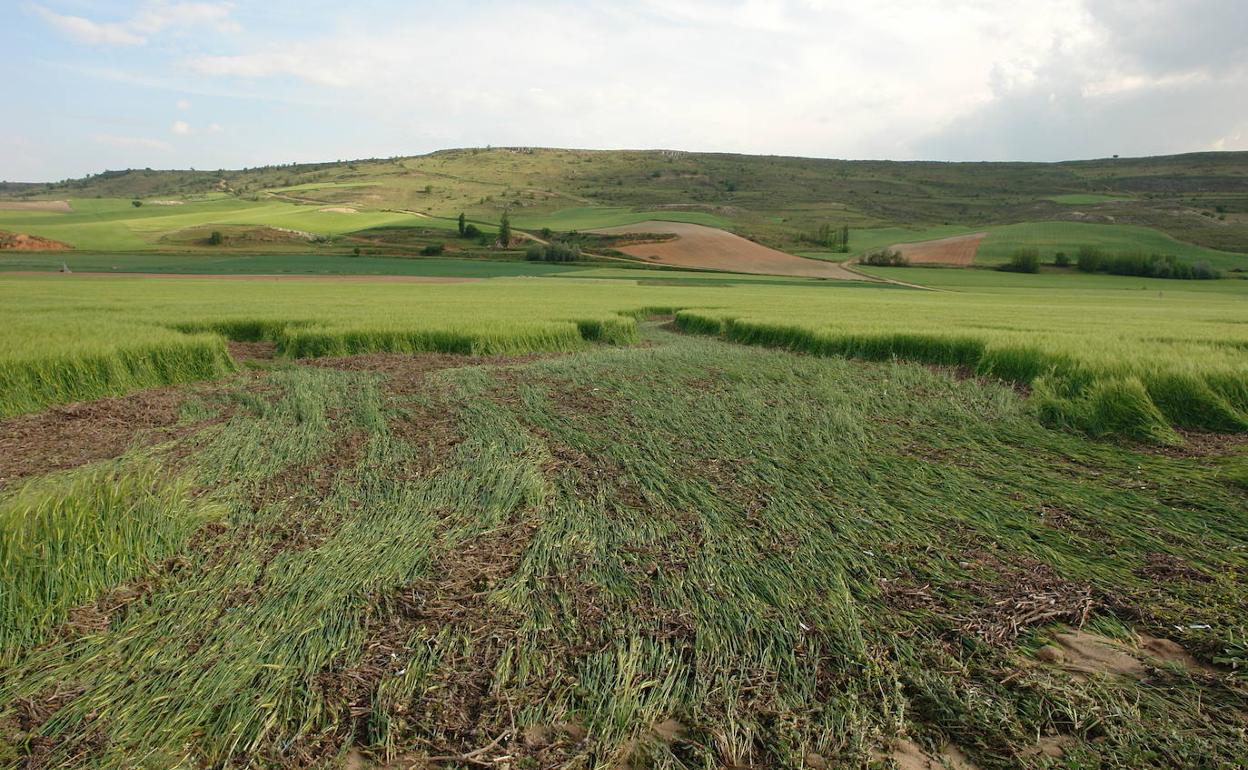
[891,232,987,266]
[874,739,979,770]
[0,200,72,212]
[227,341,277,362]
[2,271,481,283]
[589,221,861,279]
[0,231,72,251]
[1035,629,1216,679]
[318,207,358,214]
[0,387,189,489]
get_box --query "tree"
[131,199,143,208]
[457,213,466,236]
[208,230,224,246]
[498,211,512,247]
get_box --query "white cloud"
[177,99,192,110]
[171,120,191,135]
[34,2,238,46]
[207,122,222,132]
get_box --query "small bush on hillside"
[860,249,908,267]
[1054,251,1070,267]
[462,224,481,239]
[131,199,143,208]
[1073,245,1222,280]
[1076,245,1104,272]
[207,231,224,246]
[527,242,582,262]
[999,247,1041,273]
[419,244,445,256]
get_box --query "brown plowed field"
[589,221,861,279]
[890,232,986,266]
[0,200,72,212]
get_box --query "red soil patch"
[0,200,72,212]
[0,231,72,251]
[891,232,987,266]
[589,221,861,279]
[1,271,480,283]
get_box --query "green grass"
[1,271,1245,442]
[0,252,590,278]
[0,197,454,251]
[0,468,223,659]
[1045,193,1131,204]
[977,221,1243,268]
[1,330,1244,767]
[512,206,731,231]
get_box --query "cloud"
[917,0,1248,160]
[207,122,222,132]
[34,2,238,46]
[171,120,191,134]
[177,99,191,110]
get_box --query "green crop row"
[2,273,1245,442]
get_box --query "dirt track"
[891,232,986,265]
[590,221,861,279]
[0,271,481,283]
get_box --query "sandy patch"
[0,200,72,212]
[891,232,987,266]
[319,207,358,214]
[874,739,979,770]
[589,221,861,280]
[1035,629,1216,679]
[0,231,71,251]
[1,271,481,283]
[146,200,184,206]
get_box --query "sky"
[3,0,1247,181]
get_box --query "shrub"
[207,231,224,246]
[860,249,908,267]
[498,211,512,247]
[999,248,1041,273]
[419,244,445,256]
[462,224,481,239]
[526,242,581,262]
[1076,245,1103,272]
[1054,251,1070,267]
[131,199,143,208]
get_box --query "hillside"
[4,149,1248,260]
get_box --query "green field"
[510,207,731,231]
[1045,193,1131,204]
[2,270,1245,441]
[3,149,1248,769]
[2,316,1245,768]
[0,253,589,278]
[977,221,1244,268]
[0,197,453,251]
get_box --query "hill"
[3,149,1247,266]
